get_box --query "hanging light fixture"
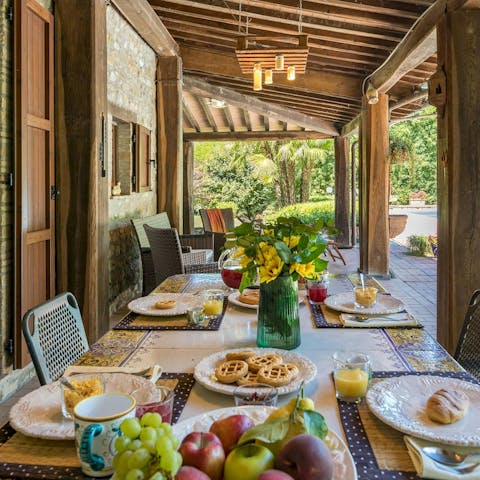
[275,54,285,71]
[287,65,296,81]
[253,63,262,91]
[264,69,273,85]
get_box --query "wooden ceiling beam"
[184,130,330,142]
[181,47,362,100]
[110,0,179,56]
[182,99,200,132]
[243,110,252,131]
[341,114,360,137]
[264,116,270,132]
[198,97,218,132]
[184,76,339,136]
[223,106,235,132]
[390,89,428,111]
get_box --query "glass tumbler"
[132,385,175,424]
[201,289,224,318]
[332,352,371,403]
[307,277,329,304]
[353,286,378,308]
[233,383,278,407]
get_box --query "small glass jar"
[201,289,224,318]
[307,274,329,304]
[233,383,278,407]
[354,286,377,308]
[332,352,371,403]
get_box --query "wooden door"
[14,0,55,367]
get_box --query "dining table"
[0,272,476,480]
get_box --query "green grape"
[125,469,145,480]
[148,473,166,480]
[140,412,162,428]
[155,436,173,456]
[155,427,166,438]
[129,439,143,451]
[115,435,132,453]
[159,423,173,435]
[174,451,182,471]
[121,418,142,439]
[128,448,151,470]
[116,450,133,476]
[159,450,176,473]
[142,440,156,455]
[139,426,157,444]
[170,436,179,450]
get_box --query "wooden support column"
[359,94,390,276]
[334,137,351,246]
[183,141,194,234]
[55,0,109,342]
[157,56,183,230]
[435,8,480,354]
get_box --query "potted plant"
[428,235,438,257]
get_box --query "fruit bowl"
[173,406,357,480]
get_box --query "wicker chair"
[454,290,480,380]
[22,292,89,385]
[132,214,215,295]
[144,225,218,287]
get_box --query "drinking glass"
[353,286,377,308]
[307,279,328,304]
[201,289,224,318]
[332,352,371,403]
[233,383,278,407]
[132,385,174,424]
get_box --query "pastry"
[154,299,177,309]
[226,350,257,361]
[238,289,260,305]
[215,360,249,384]
[283,363,300,380]
[247,353,283,372]
[426,388,469,424]
[258,364,294,387]
[236,371,258,386]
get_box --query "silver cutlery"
[435,461,480,475]
[422,446,479,466]
[349,314,408,322]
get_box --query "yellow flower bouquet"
[229,216,329,291]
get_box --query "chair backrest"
[199,208,235,233]
[131,212,171,249]
[143,225,185,285]
[454,289,480,379]
[22,292,89,385]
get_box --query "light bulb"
[264,69,273,85]
[275,54,284,70]
[287,65,296,81]
[253,63,262,91]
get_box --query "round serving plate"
[128,293,200,317]
[324,292,404,315]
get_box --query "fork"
[350,314,407,322]
[436,461,480,475]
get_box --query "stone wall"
[0,0,13,373]
[106,7,157,316]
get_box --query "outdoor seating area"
[2,0,480,479]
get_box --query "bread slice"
[426,388,469,424]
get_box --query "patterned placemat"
[114,297,228,331]
[0,373,195,479]
[309,301,342,328]
[337,370,479,480]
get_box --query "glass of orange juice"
[201,289,224,319]
[332,352,371,403]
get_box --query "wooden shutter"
[135,124,151,192]
[14,0,55,367]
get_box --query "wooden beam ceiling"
[184,130,330,142]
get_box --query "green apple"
[224,444,275,480]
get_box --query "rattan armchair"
[143,225,218,287]
[454,290,480,380]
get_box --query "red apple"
[179,432,225,480]
[175,465,212,480]
[209,414,255,453]
[275,434,333,480]
[258,470,295,480]
[223,444,275,480]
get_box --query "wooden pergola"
[54,0,480,359]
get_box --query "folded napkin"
[63,365,152,377]
[404,436,480,479]
[340,312,420,328]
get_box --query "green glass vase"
[257,275,301,350]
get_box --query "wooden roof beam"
[184,76,339,136]
[223,106,235,132]
[197,97,218,132]
[110,0,179,56]
[341,115,360,137]
[181,47,361,100]
[243,110,252,132]
[182,99,200,132]
[390,89,428,111]
[184,131,330,142]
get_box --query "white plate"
[9,373,157,440]
[173,406,357,480]
[228,292,305,310]
[128,293,200,316]
[366,375,480,446]
[194,347,317,396]
[324,292,404,315]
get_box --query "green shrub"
[407,235,433,256]
[264,201,335,228]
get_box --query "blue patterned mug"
[73,393,136,477]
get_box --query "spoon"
[359,273,365,290]
[59,377,79,393]
[149,365,163,384]
[436,462,480,475]
[422,446,478,465]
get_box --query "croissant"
[426,389,469,424]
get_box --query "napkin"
[339,312,420,328]
[404,436,480,479]
[63,365,152,377]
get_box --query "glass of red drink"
[307,279,328,304]
[132,386,174,423]
[220,266,243,289]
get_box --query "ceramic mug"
[73,392,136,477]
